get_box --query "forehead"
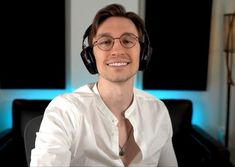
[96,17,138,37]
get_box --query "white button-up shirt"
[31,83,178,167]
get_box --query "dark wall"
[143,0,213,90]
[0,1,65,89]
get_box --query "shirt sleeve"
[30,96,78,167]
[158,137,178,167]
[157,100,178,167]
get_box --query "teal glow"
[0,101,12,132]
[143,90,204,127]
[0,83,73,133]
[134,81,204,128]
[1,78,205,133]
[134,74,204,127]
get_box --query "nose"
[111,38,125,56]
[112,38,123,50]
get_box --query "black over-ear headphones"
[80,25,152,74]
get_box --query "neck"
[97,79,134,119]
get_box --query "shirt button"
[112,119,115,123]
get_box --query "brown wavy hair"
[88,3,145,46]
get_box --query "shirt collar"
[91,82,136,124]
[92,83,118,125]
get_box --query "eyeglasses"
[93,33,139,51]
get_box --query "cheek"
[135,47,141,63]
[93,48,99,62]
[93,48,104,68]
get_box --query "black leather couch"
[0,99,233,167]
[164,99,232,167]
[0,99,49,167]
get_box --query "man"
[31,3,178,167]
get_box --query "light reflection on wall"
[144,90,204,126]
[1,79,206,133]
[0,84,73,133]
[135,76,204,128]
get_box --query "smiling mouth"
[107,62,129,67]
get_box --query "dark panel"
[0,1,65,89]
[143,0,213,90]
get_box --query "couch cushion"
[162,99,192,136]
[12,99,51,138]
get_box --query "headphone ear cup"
[80,46,98,74]
[139,42,152,71]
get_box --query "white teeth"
[108,62,128,66]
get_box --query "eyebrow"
[95,32,139,39]
[95,33,111,39]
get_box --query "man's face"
[93,17,140,84]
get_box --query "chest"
[69,100,166,166]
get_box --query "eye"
[97,37,113,46]
[121,35,136,46]
[122,38,132,44]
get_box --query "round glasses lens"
[96,36,113,51]
[120,35,138,48]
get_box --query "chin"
[108,74,135,83]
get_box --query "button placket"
[110,124,119,155]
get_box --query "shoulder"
[51,83,96,103]
[45,83,96,113]
[133,88,171,130]
[133,89,173,147]
[42,83,97,127]
[133,88,170,123]
[134,88,164,106]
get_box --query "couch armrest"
[0,129,12,149]
[0,129,12,144]
[191,125,230,166]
